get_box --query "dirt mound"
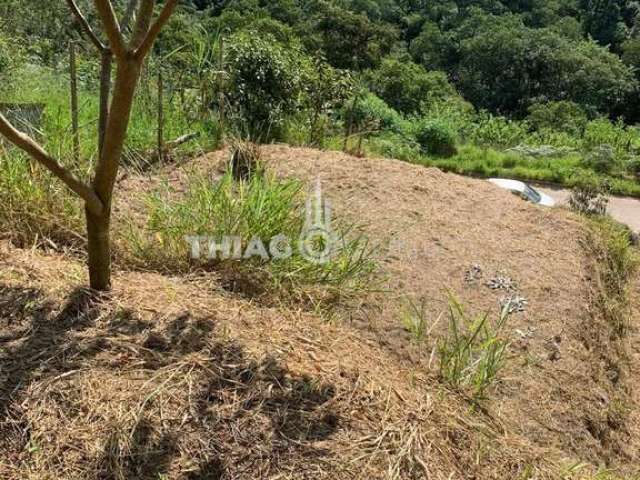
[1,145,639,479]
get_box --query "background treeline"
[2,0,640,195]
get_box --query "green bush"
[346,91,405,134]
[628,157,640,179]
[366,56,457,115]
[582,144,620,174]
[413,118,458,157]
[367,132,420,161]
[582,118,638,154]
[526,100,588,136]
[226,32,308,140]
[302,57,353,146]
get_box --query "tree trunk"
[86,207,111,290]
[98,50,112,154]
[89,59,142,291]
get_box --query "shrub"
[367,132,420,161]
[366,56,457,115]
[582,144,619,174]
[226,32,307,140]
[526,100,588,136]
[582,118,635,154]
[345,91,405,134]
[569,173,610,216]
[413,118,458,157]
[302,57,353,146]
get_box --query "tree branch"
[0,114,104,216]
[134,0,178,60]
[65,0,106,51]
[131,0,155,49]
[92,0,128,58]
[120,0,139,32]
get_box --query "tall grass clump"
[401,296,433,343]
[123,169,378,306]
[438,297,511,400]
[584,216,639,337]
[0,149,83,248]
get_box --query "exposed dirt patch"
[0,241,551,479]
[2,145,640,478]
[188,146,640,470]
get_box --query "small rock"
[487,274,518,291]
[464,264,483,283]
[500,295,528,313]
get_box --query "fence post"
[343,97,356,153]
[218,35,225,145]
[69,41,80,163]
[157,68,164,163]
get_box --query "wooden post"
[343,97,355,153]
[218,35,225,145]
[69,42,80,163]
[157,68,164,163]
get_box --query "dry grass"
[1,145,640,478]
[0,241,559,479]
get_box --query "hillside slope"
[1,145,638,479]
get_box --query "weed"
[401,296,432,342]
[123,170,379,307]
[437,296,511,399]
[0,150,83,248]
[584,216,639,337]
[569,174,610,216]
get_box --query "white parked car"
[488,178,556,207]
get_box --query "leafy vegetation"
[583,216,639,337]
[124,169,378,306]
[3,0,640,197]
[438,297,511,400]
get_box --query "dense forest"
[2,0,640,195]
[5,0,640,117]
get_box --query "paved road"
[536,184,640,232]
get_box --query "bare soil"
[1,145,639,479]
